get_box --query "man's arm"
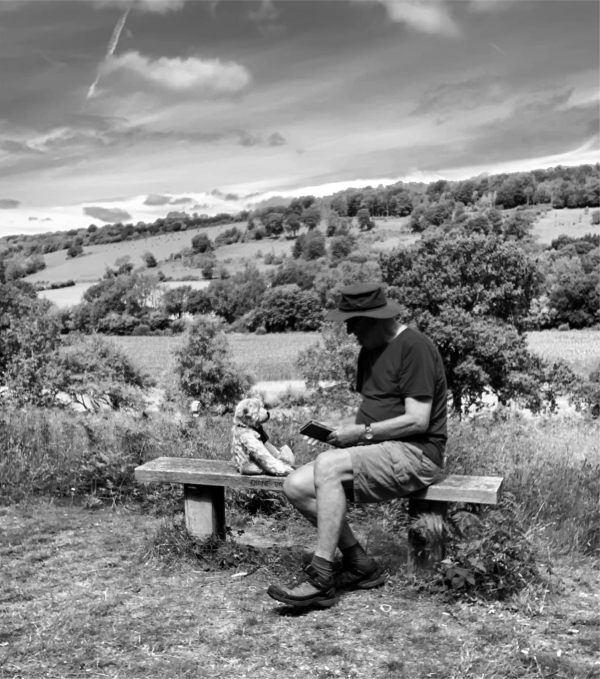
[327,396,432,448]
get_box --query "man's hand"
[326,423,364,448]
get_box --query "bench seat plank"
[135,457,503,504]
[135,456,285,491]
[413,474,503,505]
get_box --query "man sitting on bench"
[267,283,448,609]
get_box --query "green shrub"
[431,493,540,600]
[174,316,253,412]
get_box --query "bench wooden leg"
[184,484,226,539]
[407,499,447,574]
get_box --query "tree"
[66,241,83,258]
[82,271,160,326]
[356,207,374,231]
[302,229,326,260]
[162,285,193,318]
[205,265,267,324]
[191,232,213,254]
[0,282,62,406]
[271,258,318,290]
[175,316,253,412]
[380,233,539,330]
[379,233,548,413]
[54,335,153,411]
[263,212,284,237]
[301,204,321,230]
[256,284,323,332]
[297,321,359,397]
[142,251,157,268]
[284,212,301,237]
[329,234,354,262]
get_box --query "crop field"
[527,329,599,377]
[106,329,599,388]
[108,331,319,384]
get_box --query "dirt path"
[1,502,599,679]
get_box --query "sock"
[341,542,373,570]
[309,555,334,583]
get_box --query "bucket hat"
[325,283,402,321]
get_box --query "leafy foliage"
[253,284,323,332]
[0,281,63,406]
[379,232,559,413]
[431,493,540,600]
[54,334,154,411]
[175,316,253,411]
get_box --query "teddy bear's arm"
[239,430,293,476]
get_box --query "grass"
[526,329,600,378]
[532,207,600,245]
[1,496,599,678]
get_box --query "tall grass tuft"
[446,414,600,555]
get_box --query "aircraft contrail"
[86,8,130,100]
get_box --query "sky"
[0,0,598,236]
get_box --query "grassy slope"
[1,501,598,679]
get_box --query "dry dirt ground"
[1,501,599,679]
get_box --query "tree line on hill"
[1,195,599,416]
[1,163,598,272]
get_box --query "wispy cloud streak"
[86,8,130,100]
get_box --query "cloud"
[93,0,186,13]
[0,199,20,209]
[83,206,131,222]
[413,76,506,116]
[210,189,240,201]
[144,193,171,205]
[268,132,286,147]
[239,131,260,147]
[247,0,286,38]
[467,0,519,13]
[238,130,286,147]
[356,0,519,36]
[144,193,194,205]
[355,0,460,37]
[100,51,251,96]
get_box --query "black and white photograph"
[1,1,599,677]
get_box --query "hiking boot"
[301,550,386,591]
[335,560,386,590]
[267,563,337,609]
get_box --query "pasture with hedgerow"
[1,166,600,679]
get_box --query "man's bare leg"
[283,452,358,558]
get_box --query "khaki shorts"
[345,441,444,504]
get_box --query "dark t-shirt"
[355,327,447,466]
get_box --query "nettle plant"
[430,493,540,600]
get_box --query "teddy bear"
[230,397,295,476]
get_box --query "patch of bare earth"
[1,502,599,679]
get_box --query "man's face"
[346,317,390,349]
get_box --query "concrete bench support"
[184,484,226,539]
[135,457,503,573]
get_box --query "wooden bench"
[135,457,503,573]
